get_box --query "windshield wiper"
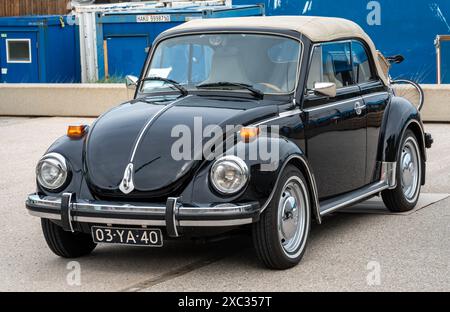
[196,82,264,99]
[140,76,188,96]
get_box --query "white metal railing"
[435,35,450,84]
[73,1,231,13]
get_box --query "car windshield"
[142,34,302,95]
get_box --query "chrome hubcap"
[401,138,419,201]
[277,177,308,256]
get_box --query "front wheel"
[382,129,422,212]
[252,165,311,270]
[41,219,97,258]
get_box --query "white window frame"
[6,39,32,64]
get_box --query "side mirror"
[126,75,139,90]
[314,82,337,97]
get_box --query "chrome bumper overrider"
[26,193,260,237]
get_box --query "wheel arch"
[262,154,321,224]
[287,156,321,224]
[402,120,427,186]
[380,96,426,162]
[380,96,426,186]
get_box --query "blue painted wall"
[0,16,80,83]
[96,5,264,80]
[235,0,450,83]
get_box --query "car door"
[351,40,391,185]
[303,41,367,199]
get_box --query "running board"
[319,181,389,216]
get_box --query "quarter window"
[6,39,31,63]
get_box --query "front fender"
[181,136,321,223]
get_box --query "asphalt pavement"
[0,117,448,291]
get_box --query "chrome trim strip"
[130,95,191,162]
[252,108,302,127]
[303,96,359,112]
[362,91,390,100]
[279,108,302,118]
[178,204,257,216]
[179,219,253,227]
[303,92,389,113]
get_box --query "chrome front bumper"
[26,193,260,237]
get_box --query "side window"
[352,40,374,83]
[307,42,353,90]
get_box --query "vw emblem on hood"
[119,163,135,194]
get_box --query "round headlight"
[210,156,249,195]
[36,153,68,191]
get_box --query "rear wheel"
[382,129,422,212]
[252,165,311,270]
[41,219,96,258]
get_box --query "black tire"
[382,129,422,212]
[41,219,96,258]
[252,165,311,270]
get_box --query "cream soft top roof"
[163,16,389,85]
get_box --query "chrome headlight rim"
[210,155,250,195]
[36,153,70,192]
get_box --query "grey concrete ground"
[0,118,448,292]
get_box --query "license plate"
[136,14,171,23]
[91,226,163,247]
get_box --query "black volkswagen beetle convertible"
[26,16,433,269]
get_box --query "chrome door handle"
[354,101,366,115]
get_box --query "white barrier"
[0,84,131,117]
[0,83,449,122]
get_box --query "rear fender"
[379,96,426,184]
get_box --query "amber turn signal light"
[240,127,260,142]
[67,125,87,139]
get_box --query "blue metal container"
[0,15,80,83]
[235,0,450,83]
[95,4,264,80]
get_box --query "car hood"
[84,94,279,199]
